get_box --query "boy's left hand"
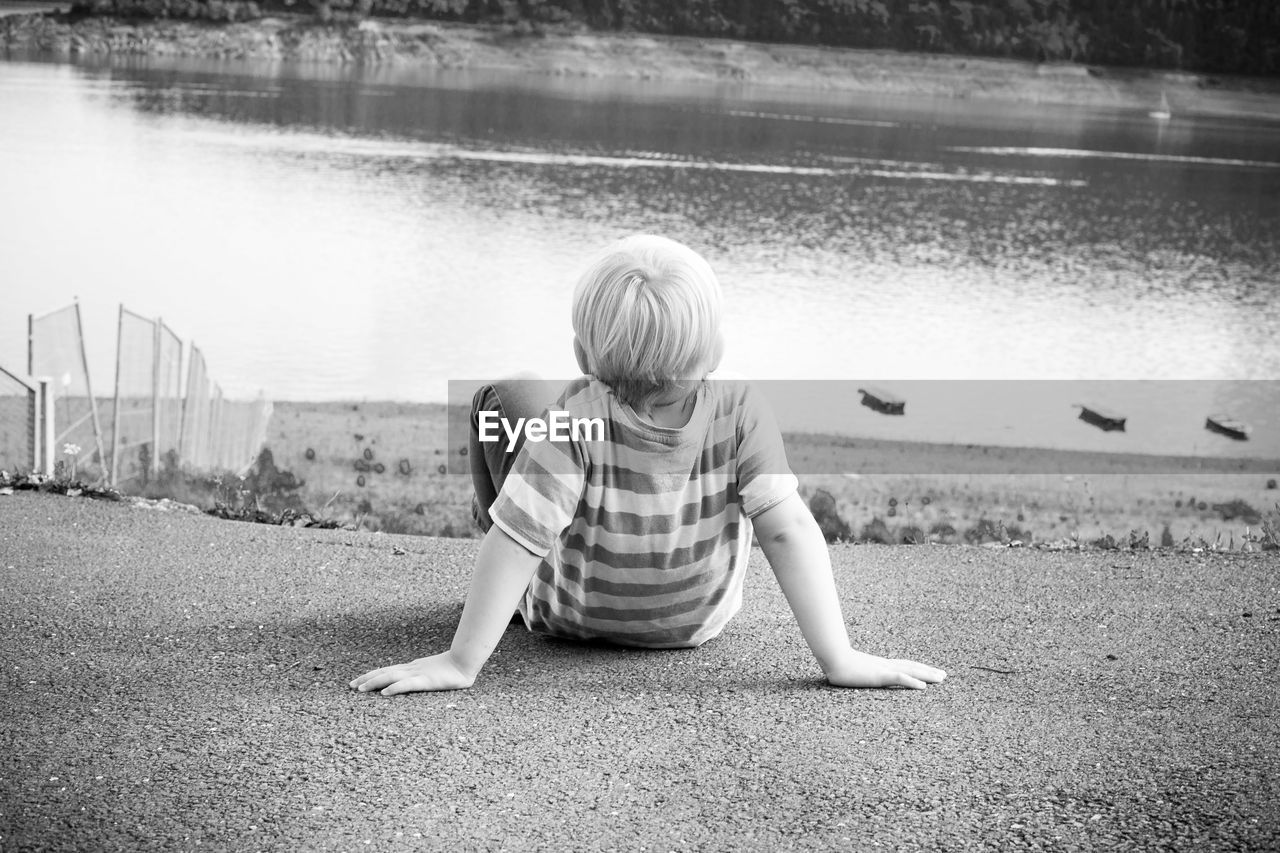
[824,651,947,690]
[349,651,476,695]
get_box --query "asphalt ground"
[1,491,1277,851]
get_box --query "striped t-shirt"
[488,376,797,648]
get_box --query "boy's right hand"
[350,527,543,697]
[824,651,947,690]
[349,651,475,696]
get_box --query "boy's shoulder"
[704,375,753,397]
[704,375,766,413]
[557,375,614,412]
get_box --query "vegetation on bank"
[58,0,1280,77]
[5,440,1278,553]
[4,460,1279,552]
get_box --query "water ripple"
[722,108,899,128]
[183,127,1086,185]
[949,145,1280,170]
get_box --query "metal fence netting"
[29,303,106,482]
[157,321,183,468]
[209,394,273,473]
[16,302,272,494]
[180,346,212,470]
[106,312,272,487]
[110,307,157,487]
[0,366,35,473]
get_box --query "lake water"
[1,55,1278,459]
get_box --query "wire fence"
[28,303,107,482]
[158,320,184,464]
[204,385,273,475]
[107,306,272,487]
[0,365,37,474]
[180,346,212,469]
[3,302,272,488]
[109,306,158,486]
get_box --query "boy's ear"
[573,336,591,375]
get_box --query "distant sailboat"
[1149,92,1172,121]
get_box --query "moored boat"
[857,386,905,416]
[1074,403,1126,432]
[1205,414,1250,441]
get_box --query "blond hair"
[572,235,723,409]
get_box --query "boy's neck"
[636,388,698,429]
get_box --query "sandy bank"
[239,401,1280,546]
[5,12,1280,118]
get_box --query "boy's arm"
[752,492,946,690]
[349,525,542,695]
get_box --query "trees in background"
[68,0,1280,76]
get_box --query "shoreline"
[786,431,1280,476]
[272,399,1280,473]
[254,401,1278,546]
[5,13,1280,118]
[4,399,1277,546]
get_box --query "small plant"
[1244,504,1280,551]
[1091,533,1120,550]
[1178,531,1230,553]
[0,465,122,501]
[62,443,81,484]
[899,525,927,545]
[1212,499,1262,525]
[859,517,894,544]
[808,488,852,542]
[964,518,1008,545]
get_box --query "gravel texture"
[1,491,1278,851]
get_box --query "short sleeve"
[488,415,588,557]
[734,383,798,518]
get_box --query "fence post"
[151,316,161,480]
[74,301,107,481]
[31,376,39,473]
[25,371,37,474]
[110,305,124,488]
[37,377,54,477]
[178,342,191,464]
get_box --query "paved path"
[1,492,1277,851]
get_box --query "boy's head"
[572,234,724,408]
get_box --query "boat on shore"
[1074,403,1126,432]
[1205,414,1250,441]
[857,386,905,416]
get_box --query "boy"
[350,235,946,695]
